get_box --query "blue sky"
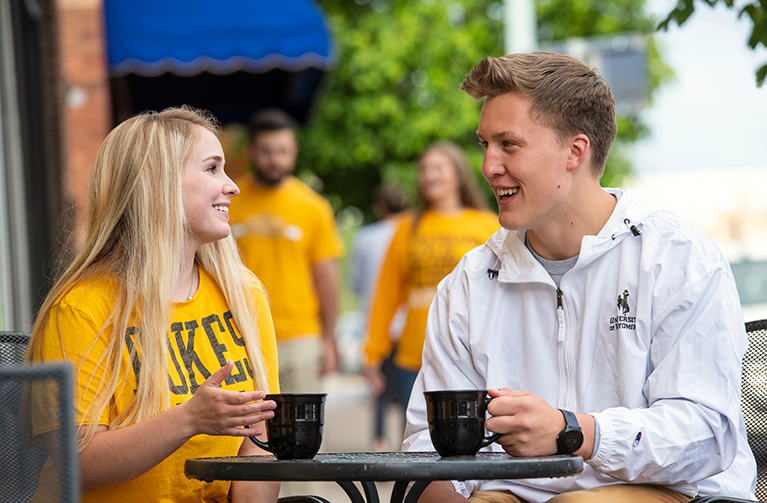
[631,0,767,172]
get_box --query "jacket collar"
[486,229,550,284]
[485,188,660,282]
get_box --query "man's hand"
[485,388,564,457]
[485,388,596,460]
[321,336,340,375]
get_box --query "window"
[732,261,767,306]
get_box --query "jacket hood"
[485,188,662,282]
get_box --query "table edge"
[184,453,584,482]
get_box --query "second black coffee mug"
[249,393,326,460]
[425,389,501,457]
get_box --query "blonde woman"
[364,140,499,418]
[26,106,280,502]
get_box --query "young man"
[230,108,344,393]
[402,52,756,502]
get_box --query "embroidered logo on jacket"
[617,290,630,314]
[610,289,636,331]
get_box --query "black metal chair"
[692,499,763,503]
[280,497,332,503]
[0,331,31,365]
[690,319,767,503]
[0,361,81,502]
[741,319,767,501]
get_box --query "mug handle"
[482,395,502,447]
[245,425,272,453]
[482,432,502,447]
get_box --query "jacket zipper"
[556,287,568,408]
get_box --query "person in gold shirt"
[230,109,344,393]
[364,140,499,414]
[26,106,280,503]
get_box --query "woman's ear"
[567,134,590,173]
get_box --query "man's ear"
[567,134,590,172]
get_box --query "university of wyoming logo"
[617,290,630,314]
[610,289,636,332]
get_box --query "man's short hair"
[374,183,409,215]
[247,108,297,142]
[461,52,617,176]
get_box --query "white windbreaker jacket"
[402,188,757,501]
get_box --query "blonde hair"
[27,106,271,450]
[461,52,617,175]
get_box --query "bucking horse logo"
[617,290,630,314]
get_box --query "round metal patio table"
[185,451,583,503]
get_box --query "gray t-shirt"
[524,234,578,289]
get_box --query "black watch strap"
[556,409,583,455]
[560,409,579,429]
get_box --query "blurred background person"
[230,108,344,393]
[349,183,409,451]
[349,183,410,320]
[364,140,499,437]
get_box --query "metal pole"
[504,0,537,55]
[0,0,33,331]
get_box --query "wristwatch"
[556,409,584,454]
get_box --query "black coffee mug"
[249,393,326,460]
[425,389,501,457]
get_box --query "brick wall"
[56,0,111,244]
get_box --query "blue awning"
[104,0,335,77]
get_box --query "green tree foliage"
[658,0,767,86]
[302,0,669,219]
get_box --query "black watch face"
[561,430,583,453]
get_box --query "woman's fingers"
[195,402,275,435]
[204,360,235,389]
[217,390,276,417]
[187,361,276,436]
[227,401,277,424]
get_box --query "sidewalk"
[278,372,406,502]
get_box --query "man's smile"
[494,187,519,200]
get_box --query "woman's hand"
[180,360,276,438]
[78,361,276,492]
[365,364,386,396]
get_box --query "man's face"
[477,92,573,233]
[248,128,298,187]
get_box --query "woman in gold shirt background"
[364,140,499,429]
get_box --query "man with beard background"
[230,108,344,393]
